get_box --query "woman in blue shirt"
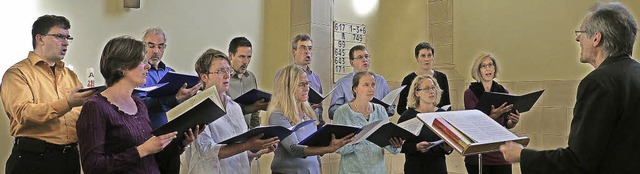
[333,71,404,174]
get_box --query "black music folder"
[146,72,200,97]
[476,90,544,114]
[78,85,107,92]
[233,89,272,105]
[308,86,337,104]
[299,124,361,147]
[219,120,315,144]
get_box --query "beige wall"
[454,0,640,82]
[335,0,430,85]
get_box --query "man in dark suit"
[500,2,640,174]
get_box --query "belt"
[14,137,78,154]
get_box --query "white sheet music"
[441,110,518,143]
[380,85,406,105]
[348,117,390,145]
[397,117,423,136]
[166,85,224,121]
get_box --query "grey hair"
[584,2,637,58]
[291,33,312,49]
[142,27,167,41]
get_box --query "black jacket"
[521,55,640,173]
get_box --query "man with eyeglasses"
[134,27,201,174]
[329,45,394,119]
[1,14,97,174]
[500,2,640,173]
[226,37,267,129]
[182,48,278,174]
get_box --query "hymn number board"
[333,21,366,83]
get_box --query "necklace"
[351,102,372,117]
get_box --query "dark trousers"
[465,163,512,174]
[5,137,80,174]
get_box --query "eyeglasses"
[297,81,310,89]
[146,42,167,50]
[574,30,587,37]
[42,34,73,41]
[209,68,235,76]
[480,63,495,69]
[353,54,370,60]
[416,86,437,92]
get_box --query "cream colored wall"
[454,0,640,82]
[0,0,265,171]
[335,0,430,85]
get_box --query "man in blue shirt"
[134,27,201,174]
[329,45,393,119]
[135,27,200,129]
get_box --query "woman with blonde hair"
[268,65,353,174]
[463,53,520,174]
[398,75,452,174]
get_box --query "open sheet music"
[308,85,338,104]
[370,85,406,109]
[417,110,529,155]
[151,86,226,140]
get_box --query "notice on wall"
[333,21,366,83]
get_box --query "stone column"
[429,0,465,110]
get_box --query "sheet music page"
[348,117,389,145]
[442,110,517,143]
[397,117,423,136]
[322,85,339,98]
[207,86,225,112]
[381,85,406,105]
[166,85,222,121]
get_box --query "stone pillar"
[290,1,338,173]
[428,0,465,110]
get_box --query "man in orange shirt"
[1,15,97,174]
